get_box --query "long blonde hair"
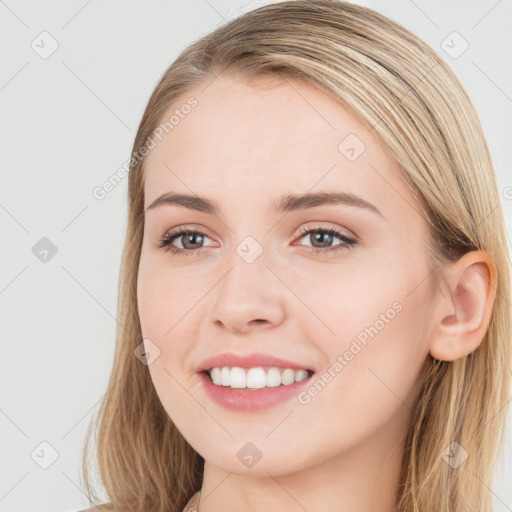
[81,1,511,510]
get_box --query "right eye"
[153,227,217,256]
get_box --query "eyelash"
[153,225,357,257]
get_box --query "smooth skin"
[137,74,497,512]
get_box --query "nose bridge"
[209,236,286,331]
[225,239,268,292]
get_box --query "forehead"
[142,74,412,218]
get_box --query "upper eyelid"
[297,222,355,237]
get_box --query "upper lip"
[196,352,315,373]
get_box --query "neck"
[196,418,407,512]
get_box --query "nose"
[209,251,287,334]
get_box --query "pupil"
[184,234,202,249]
[312,232,332,248]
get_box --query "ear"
[429,250,498,361]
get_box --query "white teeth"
[210,367,222,385]
[266,367,282,387]
[282,368,296,385]
[246,367,266,389]
[230,367,246,389]
[207,366,311,389]
[221,367,231,386]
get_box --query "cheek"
[137,256,208,387]
[293,304,429,461]
[137,261,203,424]
[294,256,431,416]
[288,255,397,335]
[137,255,201,339]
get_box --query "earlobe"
[429,250,498,362]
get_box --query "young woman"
[81,1,511,511]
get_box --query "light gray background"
[1,1,511,511]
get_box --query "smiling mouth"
[201,367,315,390]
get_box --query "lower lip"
[197,371,314,412]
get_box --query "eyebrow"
[145,191,384,219]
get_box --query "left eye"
[154,225,358,256]
[154,228,216,255]
[295,226,357,253]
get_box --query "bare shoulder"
[78,494,200,512]
[78,505,117,512]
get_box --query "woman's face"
[137,74,436,477]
